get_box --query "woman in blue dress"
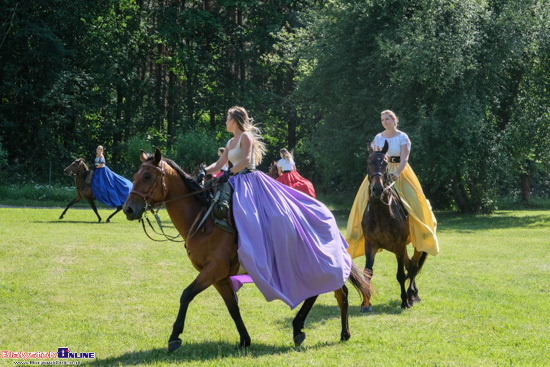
[203,106,352,309]
[90,145,133,208]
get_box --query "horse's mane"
[145,155,203,202]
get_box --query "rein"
[140,208,185,242]
[367,152,398,210]
[130,161,223,207]
[132,160,222,242]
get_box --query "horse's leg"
[334,285,350,341]
[362,243,377,312]
[407,250,428,305]
[292,295,318,347]
[396,252,410,309]
[168,275,212,353]
[212,277,251,349]
[86,198,102,222]
[106,206,122,223]
[59,198,80,219]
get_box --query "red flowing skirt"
[276,170,316,198]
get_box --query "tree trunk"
[210,109,216,130]
[452,174,471,213]
[520,161,532,202]
[167,70,176,149]
[286,62,298,149]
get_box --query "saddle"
[205,179,236,234]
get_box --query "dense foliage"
[1,0,549,212]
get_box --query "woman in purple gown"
[203,106,352,309]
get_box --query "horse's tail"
[408,251,428,279]
[347,262,372,305]
[418,251,428,269]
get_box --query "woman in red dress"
[276,148,316,198]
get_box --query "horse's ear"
[140,149,148,163]
[382,140,389,154]
[368,141,375,155]
[153,148,162,165]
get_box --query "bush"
[124,135,154,173]
[0,183,100,207]
[169,131,219,173]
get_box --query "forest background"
[1,0,549,213]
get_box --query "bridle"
[129,160,223,242]
[129,161,168,211]
[368,152,395,207]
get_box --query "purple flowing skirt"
[229,171,352,309]
[91,166,133,207]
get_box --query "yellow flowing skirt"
[345,163,439,258]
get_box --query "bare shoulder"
[242,132,253,141]
[240,132,254,145]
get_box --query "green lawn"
[0,207,548,366]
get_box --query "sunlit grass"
[0,207,548,366]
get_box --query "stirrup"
[214,217,236,233]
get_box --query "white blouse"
[277,158,295,172]
[373,132,411,157]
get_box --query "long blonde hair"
[228,106,266,164]
[280,148,293,163]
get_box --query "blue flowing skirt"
[229,171,352,309]
[91,166,133,207]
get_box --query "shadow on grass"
[429,211,550,231]
[274,300,405,330]
[331,206,550,232]
[85,339,341,365]
[34,220,105,224]
[361,299,406,315]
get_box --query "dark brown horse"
[362,141,427,311]
[267,161,279,179]
[123,149,370,352]
[59,158,123,222]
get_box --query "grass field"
[0,206,548,366]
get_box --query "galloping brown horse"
[123,149,370,352]
[60,158,123,222]
[362,141,427,311]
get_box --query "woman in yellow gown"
[346,110,439,259]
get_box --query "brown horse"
[59,158,123,222]
[267,160,279,179]
[362,141,427,311]
[123,149,370,352]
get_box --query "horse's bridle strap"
[130,162,166,203]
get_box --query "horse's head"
[64,158,88,176]
[123,148,167,221]
[367,140,389,199]
[267,161,278,179]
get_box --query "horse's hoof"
[106,219,111,223]
[59,216,63,220]
[341,331,351,342]
[237,339,251,350]
[167,339,182,353]
[294,332,306,347]
[361,304,372,313]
